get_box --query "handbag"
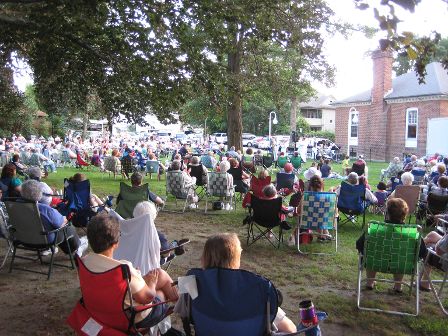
[212,201,224,210]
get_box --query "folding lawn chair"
[204,172,235,213]
[277,156,288,169]
[263,153,275,172]
[76,153,90,169]
[59,178,96,228]
[392,185,420,224]
[6,201,75,280]
[275,172,295,195]
[115,182,153,219]
[180,268,327,336]
[412,169,426,185]
[357,221,421,316]
[290,156,302,172]
[423,193,448,227]
[337,182,366,227]
[0,201,12,270]
[67,256,169,336]
[146,160,161,180]
[166,171,196,213]
[61,150,75,167]
[297,192,338,255]
[421,247,448,315]
[103,156,121,179]
[246,195,288,249]
[369,191,388,215]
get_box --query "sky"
[319,0,448,99]
[13,0,448,101]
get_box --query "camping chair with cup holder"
[421,193,448,227]
[146,160,161,180]
[262,153,275,173]
[180,267,327,336]
[275,172,295,196]
[277,156,289,170]
[115,182,158,219]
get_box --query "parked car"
[242,133,257,147]
[212,132,228,144]
[255,137,271,149]
[175,133,191,144]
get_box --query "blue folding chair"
[276,173,295,194]
[146,160,161,180]
[182,268,327,336]
[59,178,95,228]
[337,182,367,227]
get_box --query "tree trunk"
[290,96,297,133]
[82,113,89,140]
[226,31,243,151]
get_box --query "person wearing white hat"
[303,166,322,181]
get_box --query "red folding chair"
[242,176,272,208]
[76,153,90,169]
[67,256,166,335]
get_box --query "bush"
[306,130,335,141]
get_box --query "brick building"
[333,50,448,161]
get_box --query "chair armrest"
[42,222,73,235]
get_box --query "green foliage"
[307,130,335,141]
[355,0,448,82]
[24,84,39,112]
[394,36,448,76]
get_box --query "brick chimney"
[371,49,393,103]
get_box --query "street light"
[268,111,278,142]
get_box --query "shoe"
[189,203,198,209]
[419,285,431,292]
[42,247,58,256]
[174,239,190,256]
[280,221,291,230]
[388,287,403,294]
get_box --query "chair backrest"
[199,155,213,169]
[76,256,133,333]
[5,201,48,246]
[63,178,91,212]
[187,267,278,336]
[337,182,366,213]
[76,153,89,166]
[0,202,10,240]
[300,192,337,230]
[275,172,295,190]
[166,171,189,198]
[290,156,302,169]
[104,156,118,172]
[146,160,160,174]
[242,155,253,165]
[374,191,388,206]
[394,185,420,214]
[277,156,288,169]
[250,195,283,228]
[262,154,274,168]
[250,176,271,198]
[189,164,207,186]
[363,221,420,275]
[115,182,149,219]
[114,213,160,274]
[207,172,232,197]
[28,153,42,167]
[427,192,448,214]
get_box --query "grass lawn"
[6,160,447,335]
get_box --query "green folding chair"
[277,156,288,169]
[357,221,421,316]
[115,182,150,219]
[290,156,302,171]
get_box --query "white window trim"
[405,107,418,148]
[348,107,359,146]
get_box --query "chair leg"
[9,245,17,273]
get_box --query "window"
[350,112,359,138]
[348,107,359,147]
[301,109,322,119]
[405,108,418,148]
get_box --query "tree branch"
[0,0,47,4]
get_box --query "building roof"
[333,62,448,105]
[299,94,337,109]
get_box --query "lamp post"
[268,111,278,142]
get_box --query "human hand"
[144,269,159,286]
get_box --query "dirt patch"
[0,211,422,335]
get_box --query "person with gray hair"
[27,167,53,205]
[20,180,88,257]
[333,172,378,204]
[380,156,402,181]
